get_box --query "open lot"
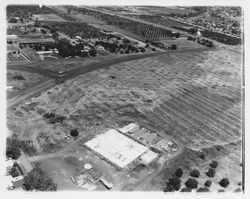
[159,37,207,50]
[7,45,242,191]
[32,14,66,21]
[7,70,46,96]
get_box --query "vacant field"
[7,46,242,191]
[7,70,45,95]
[33,14,66,21]
[137,6,196,15]
[160,37,206,50]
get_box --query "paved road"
[8,65,59,78]
[7,79,56,110]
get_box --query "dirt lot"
[7,45,242,191]
[7,70,46,95]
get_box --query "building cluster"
[5,159,26,190]
[173,7,241,38]
[79,123,178,190]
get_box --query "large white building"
[85,129,157,169]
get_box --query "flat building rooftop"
[85,129,148,168]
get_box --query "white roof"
[84,163,92,170]
[7,34,18,39]
[140,150,158,164]
[118,123,140,134]
[85,129,148,168]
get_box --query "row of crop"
[42,21,107,39]
[68,7,178,39]
[138,15,192,28]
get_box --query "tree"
[219,178,230,188]
[152,48,156,51]
[52,32,59,40]
[171,44,177,50]
[23,167,57,191]
[204,180,212,187]
[190,169,200,178]
[210,160,218,168]
[175,33,180,38]
[6,138,21,160]
[8,18,17,23]
[185,178,198,189]
[140,48,145,53]
[206,168,215,177]
[9,166,19,177]
[175,168,183,178]
[89,48,97,57]
[165,177,181,191]
[70,129,79,137]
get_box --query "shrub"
[120,50,124,54]
[210,160,218,168]
[185,178,198,189]
[190,169,200,178]
[171,44,177,50]
[180,187,192,192]
[198,153,205,160]
[175,168,183,178]
[152,48,156,51]
[13,75,25,80]
[234,188,241,192]
[23,167,57,191]
[206,168,215,177]
[164,183,175,192]
[89,48,97,57]
[197,187,209,192]
[204,180,212,187]
[70,129,79,137]
[219,178,230,188]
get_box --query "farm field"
[7,70,46,95]
[7,45,242,191]
[137,15,192,28]
[32,14,66,21]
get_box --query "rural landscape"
[5,4,243,193]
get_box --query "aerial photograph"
[5,3,244,193]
